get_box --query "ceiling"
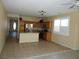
[1,0,75,17]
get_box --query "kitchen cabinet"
[44,21,52,41]
[44,32,51,41]
[19,21,25,32]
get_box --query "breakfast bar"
[19,32,39,43]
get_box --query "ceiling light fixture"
[38,10,46,20]
[38,10,46,16]
[62,0,79,9]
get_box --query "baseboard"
[53,40,79,50]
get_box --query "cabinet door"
[46,32,51,41]
[33,22,40,28]
[19,21,24,32]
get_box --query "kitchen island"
[19,32,39,43]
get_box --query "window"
[25,24,29,28]
[25,24,33,29]
[13,22,16,30]
[30,24,33,28]
[54,19,60,32]
[54,17,69,36]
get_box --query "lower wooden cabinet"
[44,32,52,41]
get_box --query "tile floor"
[0,39,77,59]
[27,50,79,59]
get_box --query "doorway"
[8,17,18,39]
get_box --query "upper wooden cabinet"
[33,22,40,28]
[45,21,52,29]
[19,21,24,32]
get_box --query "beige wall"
[0,1,8,53]
[49,11,79,50]
[22,16,40,22]
[7,13,40,21]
